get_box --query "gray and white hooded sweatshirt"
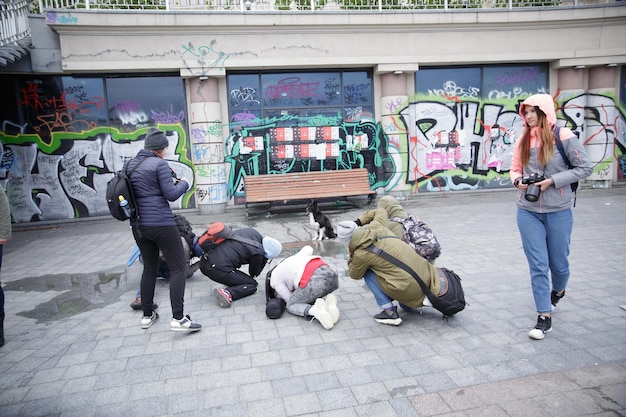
[510,94,593,213]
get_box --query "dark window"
[106,76,186,129]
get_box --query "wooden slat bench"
[244,168,375,216]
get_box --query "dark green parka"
[347,207,440,309]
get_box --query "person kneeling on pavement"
[200,227,282,308]
[269,245,340,330]
[336,207,441,326]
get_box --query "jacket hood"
[297,245,314,257]
[519,94,557,126]
[348,225,377,252]
[378,196,407,219]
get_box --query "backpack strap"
[364,244,436,302]
[230,235,263,249]
[552,126,578,206]
[123,157,148,221]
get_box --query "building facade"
[1,5,625,222]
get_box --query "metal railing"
[0,0,31,66]
[34,0,620,12]
[0,0,30,47]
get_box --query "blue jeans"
[363,269,414,311]
[517,208,573,314]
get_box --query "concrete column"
[380,72,411,196]
[189,77,228,215]
[586,66,618,187]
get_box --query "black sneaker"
[551,290,565,308]
[130,298,158,311]
[170,315,202,332]
[528,315,552,340]
[374,306,402,326]
[140,312,159,329]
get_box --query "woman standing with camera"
[510,94,592,340]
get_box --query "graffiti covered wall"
[0,75,195,223]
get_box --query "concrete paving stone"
[336,367,374,387]
[259,363,294,383]
[317,387,360,410]
[463,404,509,417]
[279,346,310,362]
[305,341,340,360]
[354,400,401,417]
[445,366,486,387]
[291,358,324,377]
[366,363,405,382]
[272,375,309,397]
[30,366,67,385]
[385,377,426,398]
[24,377,65,401]
[565,363,626,388]
[239,381,274,402]
[60,407,97,417]
[349,350,386,367]
[389,397,422,417]
[61,375,98,394]
[283,391,323,415]
[350,381,392,404]
[220,353,252,372]
[415,371,459,393]
[0,386,30,406]
[295,332,326,348]
[303,371,342,392]
[439,386,488,411]
[200,385,241,408]
[320,354,356,373]
[0,404,25,417]
[407,392,451,416]
[94,385,133,407]
[94,402,133,417]
[245,398,288,417]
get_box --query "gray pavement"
[0,187,625,417]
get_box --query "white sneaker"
[170,315,202,332]
[325,293,340,324]
[141,312,159,329]
[311,298,334,330]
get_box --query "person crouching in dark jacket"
[336,207,440,326]
[200,228,282,308]
[128,127,201,332]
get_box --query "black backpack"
[265,265,286,319]
[106,158,146,221]
[365,241,466,318]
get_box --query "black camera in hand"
[521,173,545,202]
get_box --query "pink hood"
[519,94,557,126]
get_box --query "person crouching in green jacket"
[336,207,440,326]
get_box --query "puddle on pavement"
[3,268,140,323]
[3,241,349,324]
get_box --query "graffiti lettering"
[45,11,77,24]
[494,67,541,87]
[151,105,185,124]
[344,83,370,105]
[181,42,230,75]
[265,77,320,100]
[428,81,480,99]
[230,87,260,107]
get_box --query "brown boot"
[0,313,5,347]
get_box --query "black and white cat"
[306,200,337,241]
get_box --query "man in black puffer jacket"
[128,127,201,332]
[199,228,282,308]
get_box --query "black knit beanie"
[144,128,169,150]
